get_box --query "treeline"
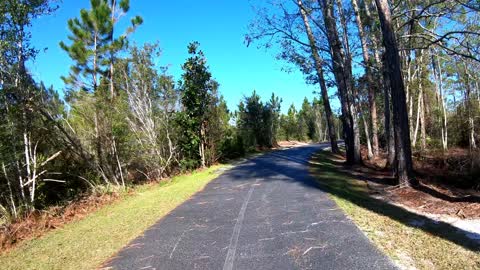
[236,92,339,147]
[0,1,231,220]
[248,0,480,186]
[0,0,330,221]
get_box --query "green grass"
[0,164,229,270]
[309,151,480,270]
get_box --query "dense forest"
[1,0,479,224]
[247,0,480,185]
[0,0,338,221]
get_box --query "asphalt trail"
[105,144,396,270]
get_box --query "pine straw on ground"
[356,147,480,219]
[0,192,121,252]
[310,150,480,270]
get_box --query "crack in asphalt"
[223,178,260,270]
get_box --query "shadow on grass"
[309,151,480,252]
[222,144,479,252]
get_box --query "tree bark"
[320,0,362,164]
[431,50,448,151]
[464,64,477,151]
[375,0,417,186]
[412,63,423,148]
[362,113,374,160]
[351,0,379,157]
[297,0,339,153]
[382,57,395,168]
[420,92,426,150]
[109,0,117,99]
[200,122,206,168]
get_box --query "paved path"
[105,144,396,270]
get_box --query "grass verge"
[309,150,480,270]
[0,164,229,270]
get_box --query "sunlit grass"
[309,151,480,270]
[0,164,230,270]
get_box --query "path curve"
[105,144,396,270]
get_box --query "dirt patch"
[0,192,120,253]
[277,141,310,148]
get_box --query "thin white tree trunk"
[412,83,423,148]
[362,114,374,160]
[3,163,17,218]
[431,51,448,150]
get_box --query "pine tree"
[60,0,142,187]
[60,0,142,96]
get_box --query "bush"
[220,132,245,160]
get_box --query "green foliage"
[177,42,212,166]
[237,91,282,149]
[277,97,327,142]
[177,42,228,168]
[0,165,228,269]
[59,0,142,92]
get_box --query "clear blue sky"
[28,0,339,113]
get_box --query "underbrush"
[0,191,121,252]
[0,164,231,254]
[413,148,480,190]
[0,164,228,270]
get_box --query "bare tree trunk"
[112,137,124,188]
[431,50,448,151]
[3,163,17,219]
[464,64,477,151]
[334,0,362,162]
[383,59,395,168]
[93,33,98,91]
[375,0,417,186]
[109,0,117,99]
[420,93,426,150]
[351,0,379,157]
[323,114,329,142]
[362,113,374,160]
[200,122,206,168]
[314,107,323,142]
[320,0,362,164]
[406,56,414,140]
[412,79,422,148]
[297,0,339,153]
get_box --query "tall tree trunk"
[362,113,374,160]
[420,91,426,150]
[2,163,17,218]
[382,58,395,168]
[412,74,423,148]
[365,0,395,162]
[334,0,362,161]
[93,33,98,91]
[297,0,339,153]
[314,107,323,142]
[375,0,417,186]
[320,0,362,164]
[109,0,116,99]
[431,50,448,151]
[200,122,206,168]
[351,0,379,157]
[464,64,477,151]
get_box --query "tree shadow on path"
[225,145,479,252]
